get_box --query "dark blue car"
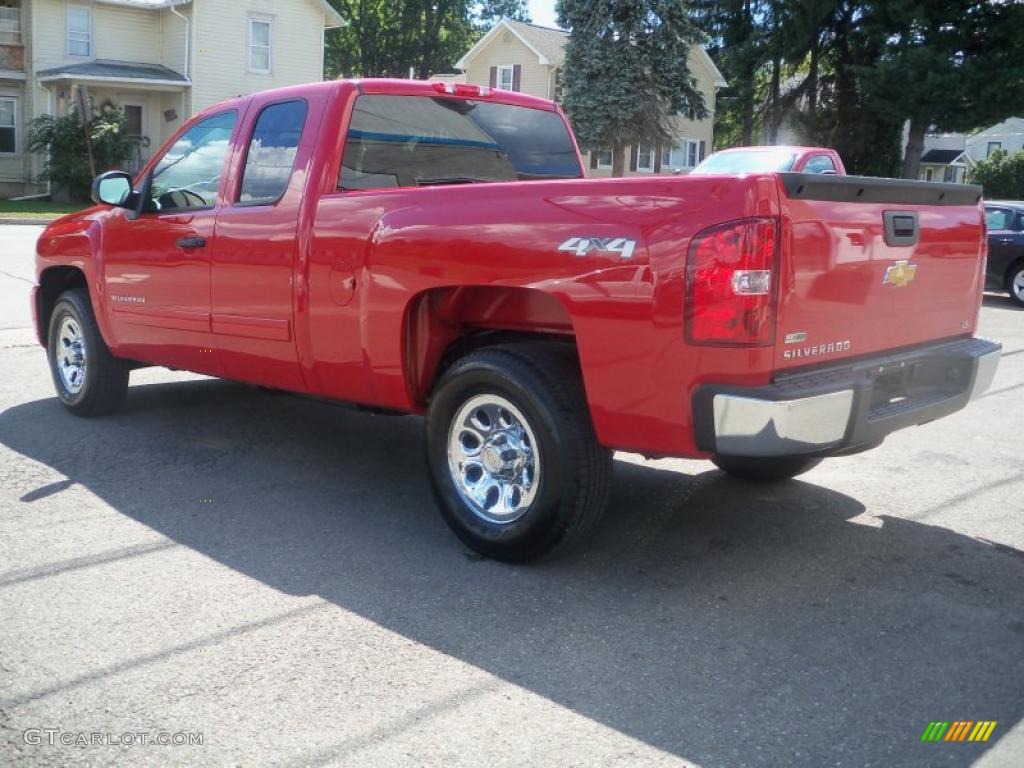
[985,202,1024,307]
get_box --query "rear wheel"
[1008,262,1024,308]
[47,288,129,416]
[425,344,612,563]
[712,454,823,483]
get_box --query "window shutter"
[698,140,706,161]
[629,145,639,172]
[489,67,497,88]
[590,152,599,170]
[512,64,522,92]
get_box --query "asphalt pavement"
[1,225,1022,767]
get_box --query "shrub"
[27,107,132,203]
[968,148,1024,199]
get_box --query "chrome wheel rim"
[447,394,540,524]
[1013,269,1024,302]
[56,315,87,395]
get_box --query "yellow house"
[0,0,342,196]
[454,19,726,177]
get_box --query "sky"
[527,0,559,28]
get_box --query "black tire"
[1007,262,1024,308]
[712,454,823,483]
[47,288,129,416]
[425,343,612,563]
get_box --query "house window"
[249,18,272,73]
[595,149,613,169]
[925,168,933,181]
[636,144,654,172]
[944,165,959,183]
[0,97,15,154]
[123,105,143,137]
[496,65,514,91]
[661,139,699,170]
[67,5,91,57]
[987,141,1002,158]
[0,5,22,45]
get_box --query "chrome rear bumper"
[694,337,1001,458]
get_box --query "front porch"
[37,60,191,174]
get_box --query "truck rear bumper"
[693,337,1001,458]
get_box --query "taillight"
[684,217,778,346]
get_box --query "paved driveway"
[1,225,1022,767]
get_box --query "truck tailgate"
[773,174,985,371]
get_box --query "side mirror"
[91,171,133,207]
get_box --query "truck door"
[211,97,316,390]
[101,110,238,373]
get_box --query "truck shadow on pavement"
[2,378,1022,767]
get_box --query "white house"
[0,0,343,196]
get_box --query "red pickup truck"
[34,79,1000,562]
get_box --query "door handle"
[176,236,207,249]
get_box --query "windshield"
[690,149,798,175]
[340,95,582,190]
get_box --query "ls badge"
[883,259,917,288]
[558,236,636,260]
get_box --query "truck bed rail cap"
[779,173,983,206]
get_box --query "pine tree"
[556,0,708,176]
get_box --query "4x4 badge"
[558,236,636,260]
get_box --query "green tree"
[969,149,1024,200]
[557,0,707,176]
[324,0,528,79]
[862,0,1024,178]
[28,107,132,202]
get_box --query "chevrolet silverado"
[33,79,1001,561]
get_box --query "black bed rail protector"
[779,173,983,206]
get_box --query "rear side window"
[804,154,836,174]
[985,208,1013,231]
[339,94,581,191]
[238,99,308,205]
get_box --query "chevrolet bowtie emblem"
[883,260,917,287]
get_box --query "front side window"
[249,18,271,73]
[339,95,581,191]
[238,100,307,205]
[0,97,15,154]
[148,111,237,212]
[68,5,91,57]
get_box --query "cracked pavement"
[1,225,1023,767]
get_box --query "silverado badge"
[883,260,917,288]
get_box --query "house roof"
[93,0,344,27]
[920,149,966,165]
[455,18,726,87]
[38,59,189,85]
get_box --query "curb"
[0,218,58,226]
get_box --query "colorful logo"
[921,721,997,742]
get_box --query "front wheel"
[712,454,823,483]
[425,344,612,563]
[1008,262,1024,308]
[47,288,129,416]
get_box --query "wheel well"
[38,267,87,343]
[404,285,579,405]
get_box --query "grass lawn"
[0,200,86,220]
